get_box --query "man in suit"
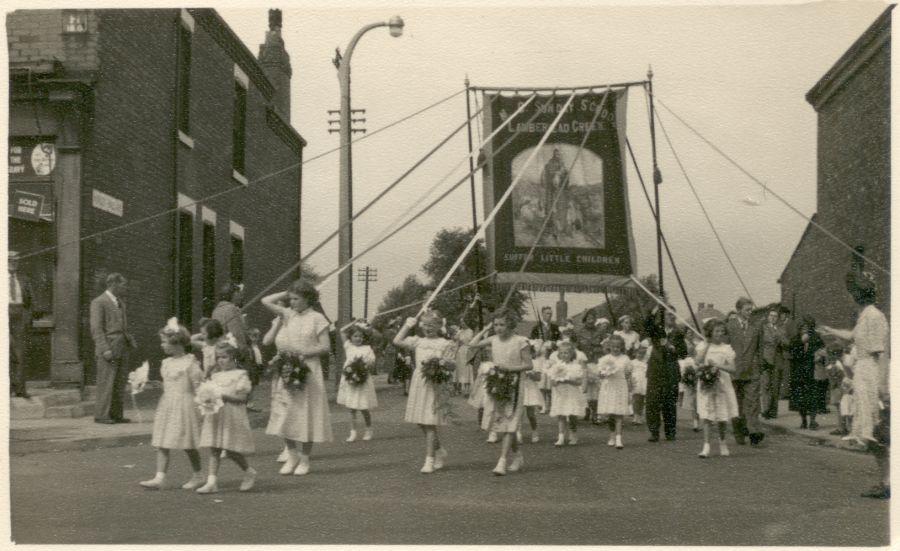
[8,251,33,398]
[643,306,688,442]
[529,306,561,342]
[90,273,136,424]
[727,297,765,446]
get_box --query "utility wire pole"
[357,266,378,320]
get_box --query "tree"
[574,274,663,331]
[372,275,429,331]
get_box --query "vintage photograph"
[5,1,892,546]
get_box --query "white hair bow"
[595,318,610,327]
[165,317,180,332]
[224,332,239,349]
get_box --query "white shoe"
[434,447,447,470]
[139,474,165,489]
[362,429,373,441]
[492,457,507,476]
[420,457,435,474]
[180,473,205,490]
[293,456,310,476]
[276,448,289,462]
[555,434,566,447]
[531,432,540,444]
[699,442,710,458]
[568,433,578,446]
[346,430,358,443]
[607,435,616,447]
[240,468,257,491]
[195,477,218,494]
[516,432,523,444]
[719,439,730,457]
[487,432,498,443]
[615,434,624,449]
[279,452,299,475]
[220,450,227,459]
[508,452,524,473]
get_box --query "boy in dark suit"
[643,306,688,442]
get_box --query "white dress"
[151,355,203,450]
[629,358,648,396]
[614,330,641,356]
[850,305,889,443]
[265,308,333,443]
[596,354,631,415]
[535,356,553,391]
[679,357,697,413]
[200,369,255,453]
[482,335,530,433]
[336,342,378,410]
[468,361,493,409]
[522,354,544,407]
[400,336,454,426]
[549,360,587,417]
[454,328,475,384]
[695,342,740,422]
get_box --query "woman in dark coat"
[788,316,825,430]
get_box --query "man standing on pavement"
[8,251,33,399]
[90,273,136,424]
[727,297,765,446]
[530,306,561,342]
[643,305,688,442]
[761,305,788,419]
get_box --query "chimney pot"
[268,9,282,31]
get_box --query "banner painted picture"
[481,89,636,292]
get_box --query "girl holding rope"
[469,309,533,476]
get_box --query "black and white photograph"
[4,0,894,546]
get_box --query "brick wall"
[7,9,99,75]
[780,38,890,328]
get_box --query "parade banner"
[481,89,637,293]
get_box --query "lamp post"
[335,15,404,334]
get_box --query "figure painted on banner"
[726,297,765,447]
[541,147,568,219]
[643,306,688,442]
[529,306,561,342]
[8,251,34,399]
[90,272,138,424]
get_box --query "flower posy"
[128,361,150,395]
[697,365,719,389]
[485,366,517,404]
[281,354,311,392]
[195,380,223,416]
[343,356,370,386]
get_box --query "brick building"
[7,9,305,385]
[779,6,891,327]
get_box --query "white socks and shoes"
[240,468,257,491]
[719,439,730,456]
[615,434,624,450]
[279,451,299,475]
[276,448,289,463]
[508,452,524,473]
[139,473,165,489]
[420,457,435,474]
[607,435,616,447]
[555,434,566,447]
[434,447,448,471]
[531,432,540,444]
[699,442,711,458]
[180,473,205,490]
[362,429,373,441]
[516,432,523,444]
[346,430,358,443]
[492,457,507,476]
[487,432,498,443]
[293,456,311,476]
[196,476,218,494]
[568,433,578,445]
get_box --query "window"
[201,221,216,317]
[176,210,194,327]
[230,235,244,285]
[176,19,192,136]
[232,66,248,177]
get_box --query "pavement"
[760,399,868,453]
[9,384,889,545]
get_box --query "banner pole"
[464,76,485,330]
[647,66,664,298]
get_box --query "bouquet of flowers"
[526,369,543,382]
[697,365,719,389]
[550,364,572,385]
[343,356,370,386]
[681,365,697,387]
[485,366,518,405]
[128,361,150,395]
[194,380,223,416]
[279,354,311,392]
[584,363,602,385]
[420,356,455,386]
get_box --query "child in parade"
[596,334,632,449]
[194,319,224,376]
[521,340,545,443]
[262,301,290,464]
[549,341,586,446]
[829,345,856,436]
[393,310,455,474]
[469,309,533,475]
[337,322,379,442]
[614,315,641,358]
[630,339,650,425]
[140,318,204,490]
[694,320,739,458]
[196,336,257,493]
[679,338,701,432]
[536,341,554,413]
[453,317,476,397]
[246,328,264,412]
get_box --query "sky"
[220,1,890,324]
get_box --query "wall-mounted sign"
[9,142,56,177]
[10,190,45,222]
[92,189,123,217]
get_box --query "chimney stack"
[258,8,292,121]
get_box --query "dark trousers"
[732,378,762,439]
[646,384,678,438]
[95,355,128,421]
[761,361,784,417]
[8,308,27,396]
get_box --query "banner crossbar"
[471,80,648,93]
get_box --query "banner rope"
[656,97,889,276]
[417,92,577,318]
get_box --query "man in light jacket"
[90,273,136,424]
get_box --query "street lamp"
[335,16,404,335]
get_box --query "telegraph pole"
[357,266,378,320]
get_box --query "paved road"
[10,385,889,545]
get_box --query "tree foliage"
[574,274,664,331]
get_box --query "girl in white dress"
[337,322,379,442]
[548,342,585,446]
[596,335,631,449]
[262,280,333,477]
[469,309,533,476]
[630,339,650,425]
[453,319,475,396]
[694,320,739,458]
[679,338,700,432]
[140,319,204,490]
[536,342,553,413]
[262,304,289,464]
[614,315,641,359]
[521,340,545,442]
[196,337,257,493]
[393,310,455,474]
